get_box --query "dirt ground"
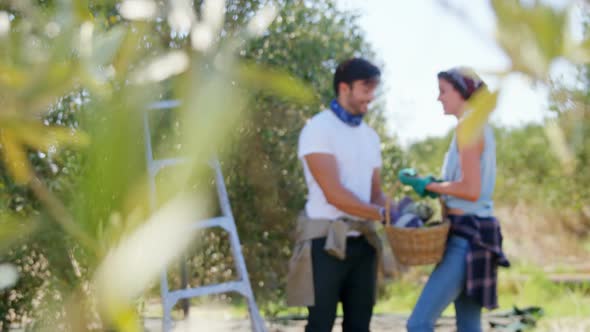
[139,302,589,332]
[142,313,532,332]
[144,315,470,332]
[141,304,590,332]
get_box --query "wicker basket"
[384,220,450,266]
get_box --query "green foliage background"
[0,0,589,330]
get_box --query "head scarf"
[438,67,485,100]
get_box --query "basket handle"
[384,180,401,228]
[385,197,391,226]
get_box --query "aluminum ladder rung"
[191,216,233,231]
[168,281,250,303]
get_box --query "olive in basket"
[388,196,434,228]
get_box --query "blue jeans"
[407,236,482,332]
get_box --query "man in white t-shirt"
[297,58,388,332]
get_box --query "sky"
[335,0,583,147]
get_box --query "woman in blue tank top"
[399,67,510,332]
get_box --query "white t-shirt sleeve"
[298,119,332,158]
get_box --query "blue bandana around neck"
[330,99,364,127]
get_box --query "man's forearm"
[371,190,387,207]
[326,187,383,221]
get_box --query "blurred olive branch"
[0,0,317,330]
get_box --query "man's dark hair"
[333,58,381,96]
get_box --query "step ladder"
[143,100,267,332]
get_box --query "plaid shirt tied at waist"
[448,214,510,310]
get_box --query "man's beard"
[347,99,365,115]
